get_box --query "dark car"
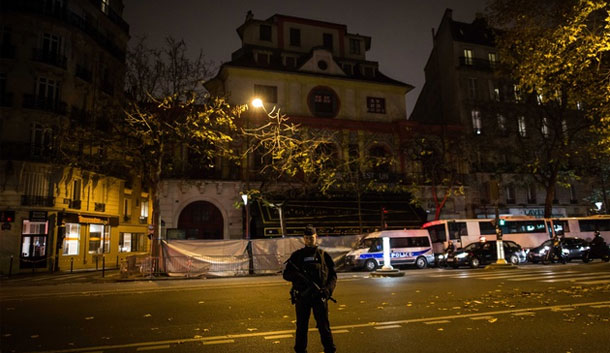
[446,240,526,268]
[527,237,590,264]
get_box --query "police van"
[344,229,435,271]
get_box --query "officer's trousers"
[294,296,335,353]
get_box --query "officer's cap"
[304,225,316,236]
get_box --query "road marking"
[469,316,495,320]
[511,312,535,316]
[264,334,292,340]
[551,307,575,312]
[478,271,578,280]
[333,329,349,334]
[424,320,450,325]
[374,324,402,329]
[506,273,584,281]
[203,339,234,345]
[590,304,610,308]
[136,345,170,351]
[541,273,610,283]
[580,279,610,285]
[24,300,610,353]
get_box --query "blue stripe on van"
[359,248,431,260]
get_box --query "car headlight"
[438,254,445,260]
[579,246,590,251]
[562,249,569,255]
[456,253,468,259]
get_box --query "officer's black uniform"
[283,227,337,353]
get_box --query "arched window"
[307,86,339,118]
[368,145,392,174]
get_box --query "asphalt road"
[1,262,610,353]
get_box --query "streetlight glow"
[251,98,263,109]
[241,194,248,205]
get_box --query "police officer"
[283,225,337,353]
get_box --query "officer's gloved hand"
[320,288,330,299]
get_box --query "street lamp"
[251,97,263,109]
[242,194,249,240]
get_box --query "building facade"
[161,13,440,240]
[410,9,595,219]
[0,0,151,274]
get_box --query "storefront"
[20,211,50,269]
[58,213,116,271]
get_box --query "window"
[31,122,53,157]
[123,198,131,220]
[536,92,543,105]
[497,114,506,132]
[489,80,500,101]
[527,184,537,203]
[36,77,60,103]
[471,109,482,135]
[349,38,361,54]
[140,199,149,222]
[119,232,147,252]
[254,84,277,103]
[541,117,550,137]
[513,85,522,102]
[72,179,81,201]
[518,116,527,137]
[88,224,110,254]
[366,97,386,114]
[323,33,333,50]
[256,52,270,65]
[259,24,271,41]
[308,87,339,117]
[488,52,497,68]
[42,32,62,56]
[570,185,578,203]
[463,49,473,65]
[101,0,109,14]
[505,184,516,204]
[62,223,81,255]
[467,78,477,98]
[363,66,374,77]
[289,28,300,46]
[562,120,568,137]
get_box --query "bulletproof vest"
[300,247,329,288]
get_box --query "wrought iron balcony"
[32,48,67,69]
[459,57,495,71]
[22,94,67,115]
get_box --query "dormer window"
[284,55,297,68]
[342,63,353,75]
[259,24,271,41]
[349,38,361,54]
[323,33,333,50]
[289,28,300,46]
[362,66,375,77]
[255,52,271,65]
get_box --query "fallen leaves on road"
[85,317,94,320]
[143,314,152,318]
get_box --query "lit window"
[541,118,550,137]
[513,85,522,102]
[471,109,482,135]
[497,114,506,132]
[140,199,149,220]
[308,87,339,117]
[88,224,110,254]
[488,52,497,68]
[518,116,527,137]
[101,0,109,14]
[463,49,473,65]
[62,223,81,255]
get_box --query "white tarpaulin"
[161,235,362,277]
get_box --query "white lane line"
[25,300,610,353]
[512,312,535,316]
[424,320,450,325]
[551,307,575,312]
[263,334,292,340]
[579,279,610,285]
[478,271,578,280]
[541,274,610,283]
[506,272,585,281]
[333,329,349,334]
[374,324,402,329]
[590,304,610,308]
[136,345,170,351]
[469,316,495,320]
[203,339,234,345]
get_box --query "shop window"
[62,223,81,255]
[21,220,48,265]
[88,224,110,254]
[120,232,147,252]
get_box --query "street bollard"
[8,255,13,278]
[95,256,99,271]
[102,256,105,278]
[116,255,119,269]
[70,257,74,273]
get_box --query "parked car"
[527,237,590,264]
[445,240,526,268]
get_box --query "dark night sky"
[123,0,489,116]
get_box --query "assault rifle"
[286,260,336,304]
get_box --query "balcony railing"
[94,202,106,212]
[21,195,54,207]
[32,48,67,69]
[139,217,148,224]
[69,199,82,210]
[459,57,494,71]
[23,94,67,115]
